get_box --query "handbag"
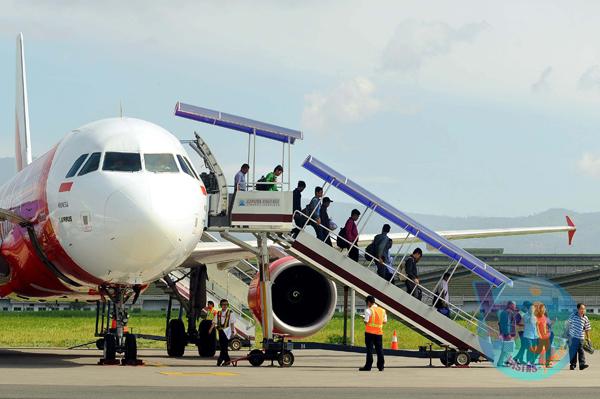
[583,339,595,354]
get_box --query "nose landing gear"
[97,286,143,366]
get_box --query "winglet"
[566,216,576,245]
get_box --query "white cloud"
[531,66,552,94]
[578,66,600,92]
[577,153,600,178]
[381,19,489,72]
[302,77,381,132]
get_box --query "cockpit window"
[183,156,199,179]
[144,154,179,173]
[103,152,142,172]
[65,154,89,178]
[78,152,101,176]
[177,155,196,179]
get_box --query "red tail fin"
[566,216,576,245]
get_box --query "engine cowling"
[248,256,337,338]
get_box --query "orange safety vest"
[365,305,385,335]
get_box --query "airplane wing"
[355,216,577,247]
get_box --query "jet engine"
[248,256,337,337]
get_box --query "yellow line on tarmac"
[160,371,238,377]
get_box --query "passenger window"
[78,152,101,176]
[103,152,142,172]
[177,155,196,179]
[65,154,89,178]
[145,154,179,173]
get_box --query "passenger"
[234,163,249,192]
[535,303,551,367]
[209,299,236,366]
[567,303,591,370]
[303,186,325,240]
[359,295,387,372]
[265,165,284,191]
[514,301,531,364]
[497,301,517,367]
[522,302,539,366]
[372,224,392,280]
[405,248,423,300]
[319,197,334,246]
[291,180,307,236]
[343,209,361,262]
[434,272,451,317]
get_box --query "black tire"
[440,351,456,367]
[229,338,242,351]
[166,319,187,357]
[103,334,116,361]
[454,351,470,367]
[197,319,217,357]
[125,333,137,361]
[277,351,294,367]
[96,338,104,351]
[248,349,265,367]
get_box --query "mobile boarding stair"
[275,156,510,366]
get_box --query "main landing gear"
[96,286,143,366]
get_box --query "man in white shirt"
[209,299,236,366]
[234,164,249,192]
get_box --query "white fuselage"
[46,117,206,286]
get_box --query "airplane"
[0,34,577,363]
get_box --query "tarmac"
[0,348,597,399]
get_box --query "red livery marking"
[200,185,207,196]
[59,182,73,192]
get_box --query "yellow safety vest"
[216,309,231,330]
[205,308,217,321]
[365,305,385,335]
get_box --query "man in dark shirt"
[319,197,333,245]
[291,181,306,236]
[373,224,392,280]
[405,248,423,300]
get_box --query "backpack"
[336,226,350,249]
[255,175,269,191]
[364,242,376,262]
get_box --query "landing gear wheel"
[229,338,242,351]
[96,338,105,351]
[277,351,294,367]
[166,319,186,357]
[454,351,470,367]
[248,349,265,367]
[440,351,456,367]
[197,319,216,357]
[123,333,138,364]
[103,334,117,362]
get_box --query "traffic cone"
[390,330,399,350]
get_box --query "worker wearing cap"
[360,295,387,371]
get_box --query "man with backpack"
[405,248,423,300]
[264,165,283,191]
[303,186,326,240]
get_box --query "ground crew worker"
[209,299,236,366]
[360,295,387,371]
[201,300,218,321]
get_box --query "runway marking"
[144,362,166,367]
[159,371,238,377]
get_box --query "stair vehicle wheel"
[103,334,116,361]
[229,337,242,351]
[248,349,265,367]
[440,351,456,367]
[277,351,294,367]
[454,351,470,367]
[166,319,187,357]
[124,333,137,361]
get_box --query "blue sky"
[2,0,600,217]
